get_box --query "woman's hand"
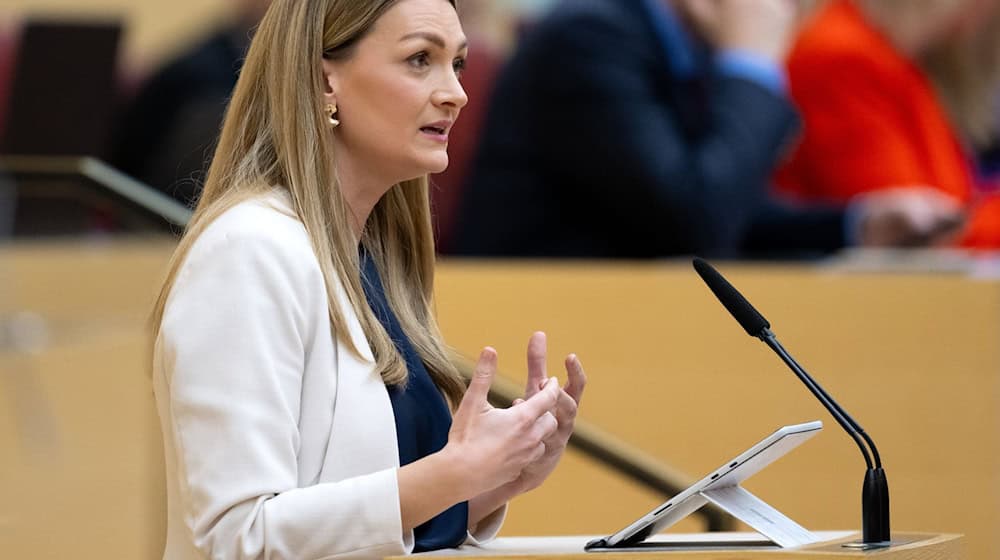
[399,347,558,531]
[445,347,561,499]
[506,332,587,493]
[852,187,965,247]
[464,334,586,529]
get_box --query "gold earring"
[325,104,340,127]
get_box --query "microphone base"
[841,533,933,551]
[841,540,892,550]
[862,467,891,543]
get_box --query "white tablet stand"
[687,483,819,547]
[587,422,825,551]
[650,422,823,548]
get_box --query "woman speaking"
[150,1,586,558]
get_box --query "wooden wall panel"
[2,242,997,559]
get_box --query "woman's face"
[324,0,468,185]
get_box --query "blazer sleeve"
[535,12,800,254]
[157,226,409,560]
[465,504,507,546]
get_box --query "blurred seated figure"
[776,0,1000,248]
[111,0,270,206]
[450,0,960,259]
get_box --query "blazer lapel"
[322,269,400,481]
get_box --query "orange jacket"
[775,0,1000,248]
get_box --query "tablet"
[584,420,823,550]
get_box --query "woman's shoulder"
[160,188,333,342]
[202,188,302,239]
[185,189,319,276]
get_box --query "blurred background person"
[110,0,271,206]
[775,0,1000,249]
[449,0,962,259]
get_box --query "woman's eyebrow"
[399,31,468,51]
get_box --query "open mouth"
[420,126,447,135]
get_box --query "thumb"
[456,347,496,419]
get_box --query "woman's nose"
[433,72,468,110]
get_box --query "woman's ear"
[321,57,339,106]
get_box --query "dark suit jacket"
[451,0,844,258]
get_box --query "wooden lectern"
[399,533,963,560]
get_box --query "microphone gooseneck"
[692,257,891,545]
[760,330,874,470]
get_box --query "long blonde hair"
[152,0,465,405]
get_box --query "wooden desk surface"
[399,533,962,560]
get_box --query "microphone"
[692,257,890,546]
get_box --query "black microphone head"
[692,257,770,337]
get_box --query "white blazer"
[153,190,504,560]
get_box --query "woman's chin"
[423,155,450,175]
[395,153,450,182]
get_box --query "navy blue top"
[360,249,468,552]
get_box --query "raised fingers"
[563,353,587,405]
[455,347,496,421]
[525,331,548,398]
[519,376,559,419]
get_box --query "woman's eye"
[408,52,430,68]
[453,57,466,78]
